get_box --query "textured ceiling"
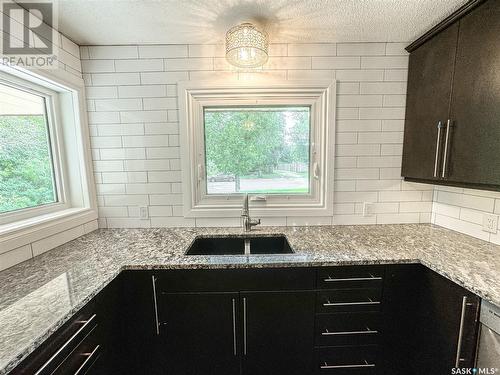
[57,0,468,45]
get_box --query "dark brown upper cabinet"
[401,23,458,181]
[402,0,500,191]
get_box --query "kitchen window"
[179,81,336,218]
[0,66,97,239]
[0,82,62,216]
[0,76,70,224]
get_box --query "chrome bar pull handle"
[151,275,160,336]
[35,314,97,375]
[232,298,237,356]
[324,276,382,282]
[442,119,452,178]
[434,121,443,177]
[321,360,375,369]
[321,327,378,336]
[455,296,472,367]
[74,345,100,375]
[243,297,248,355]
[323,299,380,307]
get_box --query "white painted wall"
[81,42,434,228]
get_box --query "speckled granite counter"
[0,224,499,374]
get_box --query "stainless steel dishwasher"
[475,300,500,368]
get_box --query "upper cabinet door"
[401,23,458,181]
[446,0,500,186]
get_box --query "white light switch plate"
[482,214,498,234]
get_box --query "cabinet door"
[157,292,240,375]
[446,1,500,186]
[401,23,458,181]
[241,291,315,375]
[411,268,480,374]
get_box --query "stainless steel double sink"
[185,235,294,255]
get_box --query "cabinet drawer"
[53,324,101,375]
[315,346,377,375]
[315,313,381,346]
[155,268,315,292]
[317,289,382,313]
[317,266,384,289]
[13,306,98,375]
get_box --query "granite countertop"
[0,223,499,374]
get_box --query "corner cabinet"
[402,0,500,190]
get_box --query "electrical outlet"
[363,202,374,217]
[139,206,149,220]
[482,214,498,234]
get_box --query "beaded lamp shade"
[225,23,269,68]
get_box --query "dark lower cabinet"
[241,291,315,375]
[410,267,480,374]
[157,292,240,375]
[382,264,480,375]
[12,265,483,375]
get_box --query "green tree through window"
[204,107,310,195]
[0,84,57,214]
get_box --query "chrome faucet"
[242,194,261,232]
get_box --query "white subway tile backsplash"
[188,44,225,57]
[385,43,408,56]
[312,56,360,69]
[359,107,405,120]
[336,144,381,156]
[92,72,141,86]
[337,95,383,108]
[361,56,408,69]
[336,69,384,82]
[118,85,167,98]
[32,226,85,257]
[337,43,386,56]
[95,98,142,111]
[89,46,138,59]
[288,43,336,56]
[165,58,213,71]
[82,60,115,73]
[0,246,32,271]
[138,45,188,58]
[85,86,118,99]
[80,41,436,230]
[360,82,407,94]
[377,212,420,224]
[114,59,163,72]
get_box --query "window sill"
[0,207,98,255]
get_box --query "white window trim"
[178,80,336,218]
[0,64,97,253]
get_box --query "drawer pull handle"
[35,314,97,375]
[324,274,382,282]
[74,345,100,375]
[322,327,378,336]
[152,275,160,336]
[323,298,380,307]
[321,360,375,369]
